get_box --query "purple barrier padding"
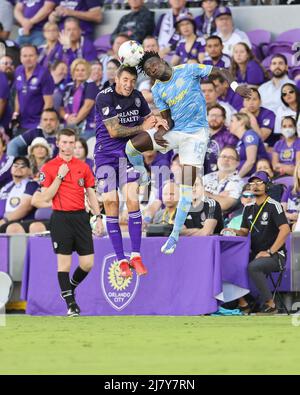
[0,236,9,273]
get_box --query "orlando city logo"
[101,254,139,311]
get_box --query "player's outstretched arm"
[211,67,252,99]
[104,115,156,138]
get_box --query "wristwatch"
[57,174,64,180]
[267,249,274,256]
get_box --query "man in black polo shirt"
[224,171,290,314]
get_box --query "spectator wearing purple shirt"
[56,17,97,71]
[7,107,59,157]
[241,87,278,147]
[0,156,39,234]
[230,112,268,177]
[203,35,231,69]
[230,43,268,87]
[59,58,98,140]
[14,0,57,47]
[171,13,205,66]
[204,104,238,174]
[0,71,12,131]
[272,116,300,177]
[0,130,13,189]
[49,60,68,111]
[48,0,103,39]
[14,45,55,132]
[281,162,300,225]
[195,0,219,38]
[210,72,243,111]
[74,137,94,173]
[37,21,61,68]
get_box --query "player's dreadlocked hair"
[137,51,161,74]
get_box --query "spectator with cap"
[214,6,251,57]
[154,0,187,58]
[240,87,277,148]
[195,0,219,38]
[8,108,59,157]
[0,129,13,189]
[14,0,57,47]
[59,58,98,140]
[171,12,205,66]
[274,83,300,136]
[204,104,237,174]
[0,156,39,234]
[223,170,290,315]
[230,42,268,87]
[110,0,155,46]
[226,183,255,231]
[49,0,103,40]
[28,137,52,180]
[230,112,269,178]
[56,17,97,70]
[272,116,300,177]
[13,44,55,134]
[204,145,243,213]
[259,54,294,114]
[203,36,231,69]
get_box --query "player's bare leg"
[161,165,199,255]
[122,181,147,275]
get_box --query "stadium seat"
[246,29,272,60]
[267,29,300,55]
[273,176,294,189]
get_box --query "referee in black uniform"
[224,171,290,314]
[38,129,104,317]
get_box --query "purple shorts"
[95,155,139,193]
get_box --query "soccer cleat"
[119,260,132,278]
[67,302,80,317]
[161,236,178,255]
[129,256,148,276]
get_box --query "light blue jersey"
[151,63,213,133]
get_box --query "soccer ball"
[118,40,144,67]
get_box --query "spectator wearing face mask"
[272,116,300,177]
[274,83,300,136]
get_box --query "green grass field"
[1,315,300,375]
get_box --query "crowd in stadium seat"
[0,0,300,238]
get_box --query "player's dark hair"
[117,65,137,78]
[137,51,161,74]
[57,128,77,140]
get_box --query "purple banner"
[21,235,251,316]
[0,236,9,273]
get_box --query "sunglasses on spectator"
[282,90,295,96]
[242,193,255,198]
[218,154,238,161]
[249,180,264,186]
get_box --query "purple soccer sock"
[106,216,126,261]
[128,210,142,254]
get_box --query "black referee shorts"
[50,210,94,256]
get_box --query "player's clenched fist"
[58,164,70,178]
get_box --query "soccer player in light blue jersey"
[125,51,252,254]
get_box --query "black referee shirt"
[184,197,224,234]
[241,197,288,255]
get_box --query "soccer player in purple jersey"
[94,65,164,278]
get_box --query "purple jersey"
[204,126,238,174]
[94,85,151,168]
[220,87,243,111]
[175,37,205,64]
[256,106,278,147]
[20,0,57,31]
[236,129,268,176]
[236,60,266,86]
[20,127,58,157]
[57,37,97,69]
[0,154,13,189]
[281,185,300,213]
[0,71,11,129]
[37,42,62,68]
[15,64,55,129]
[56,0,103,38]
[203,54,231,69]
[61,81,98,131]
[273,138,300,165]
